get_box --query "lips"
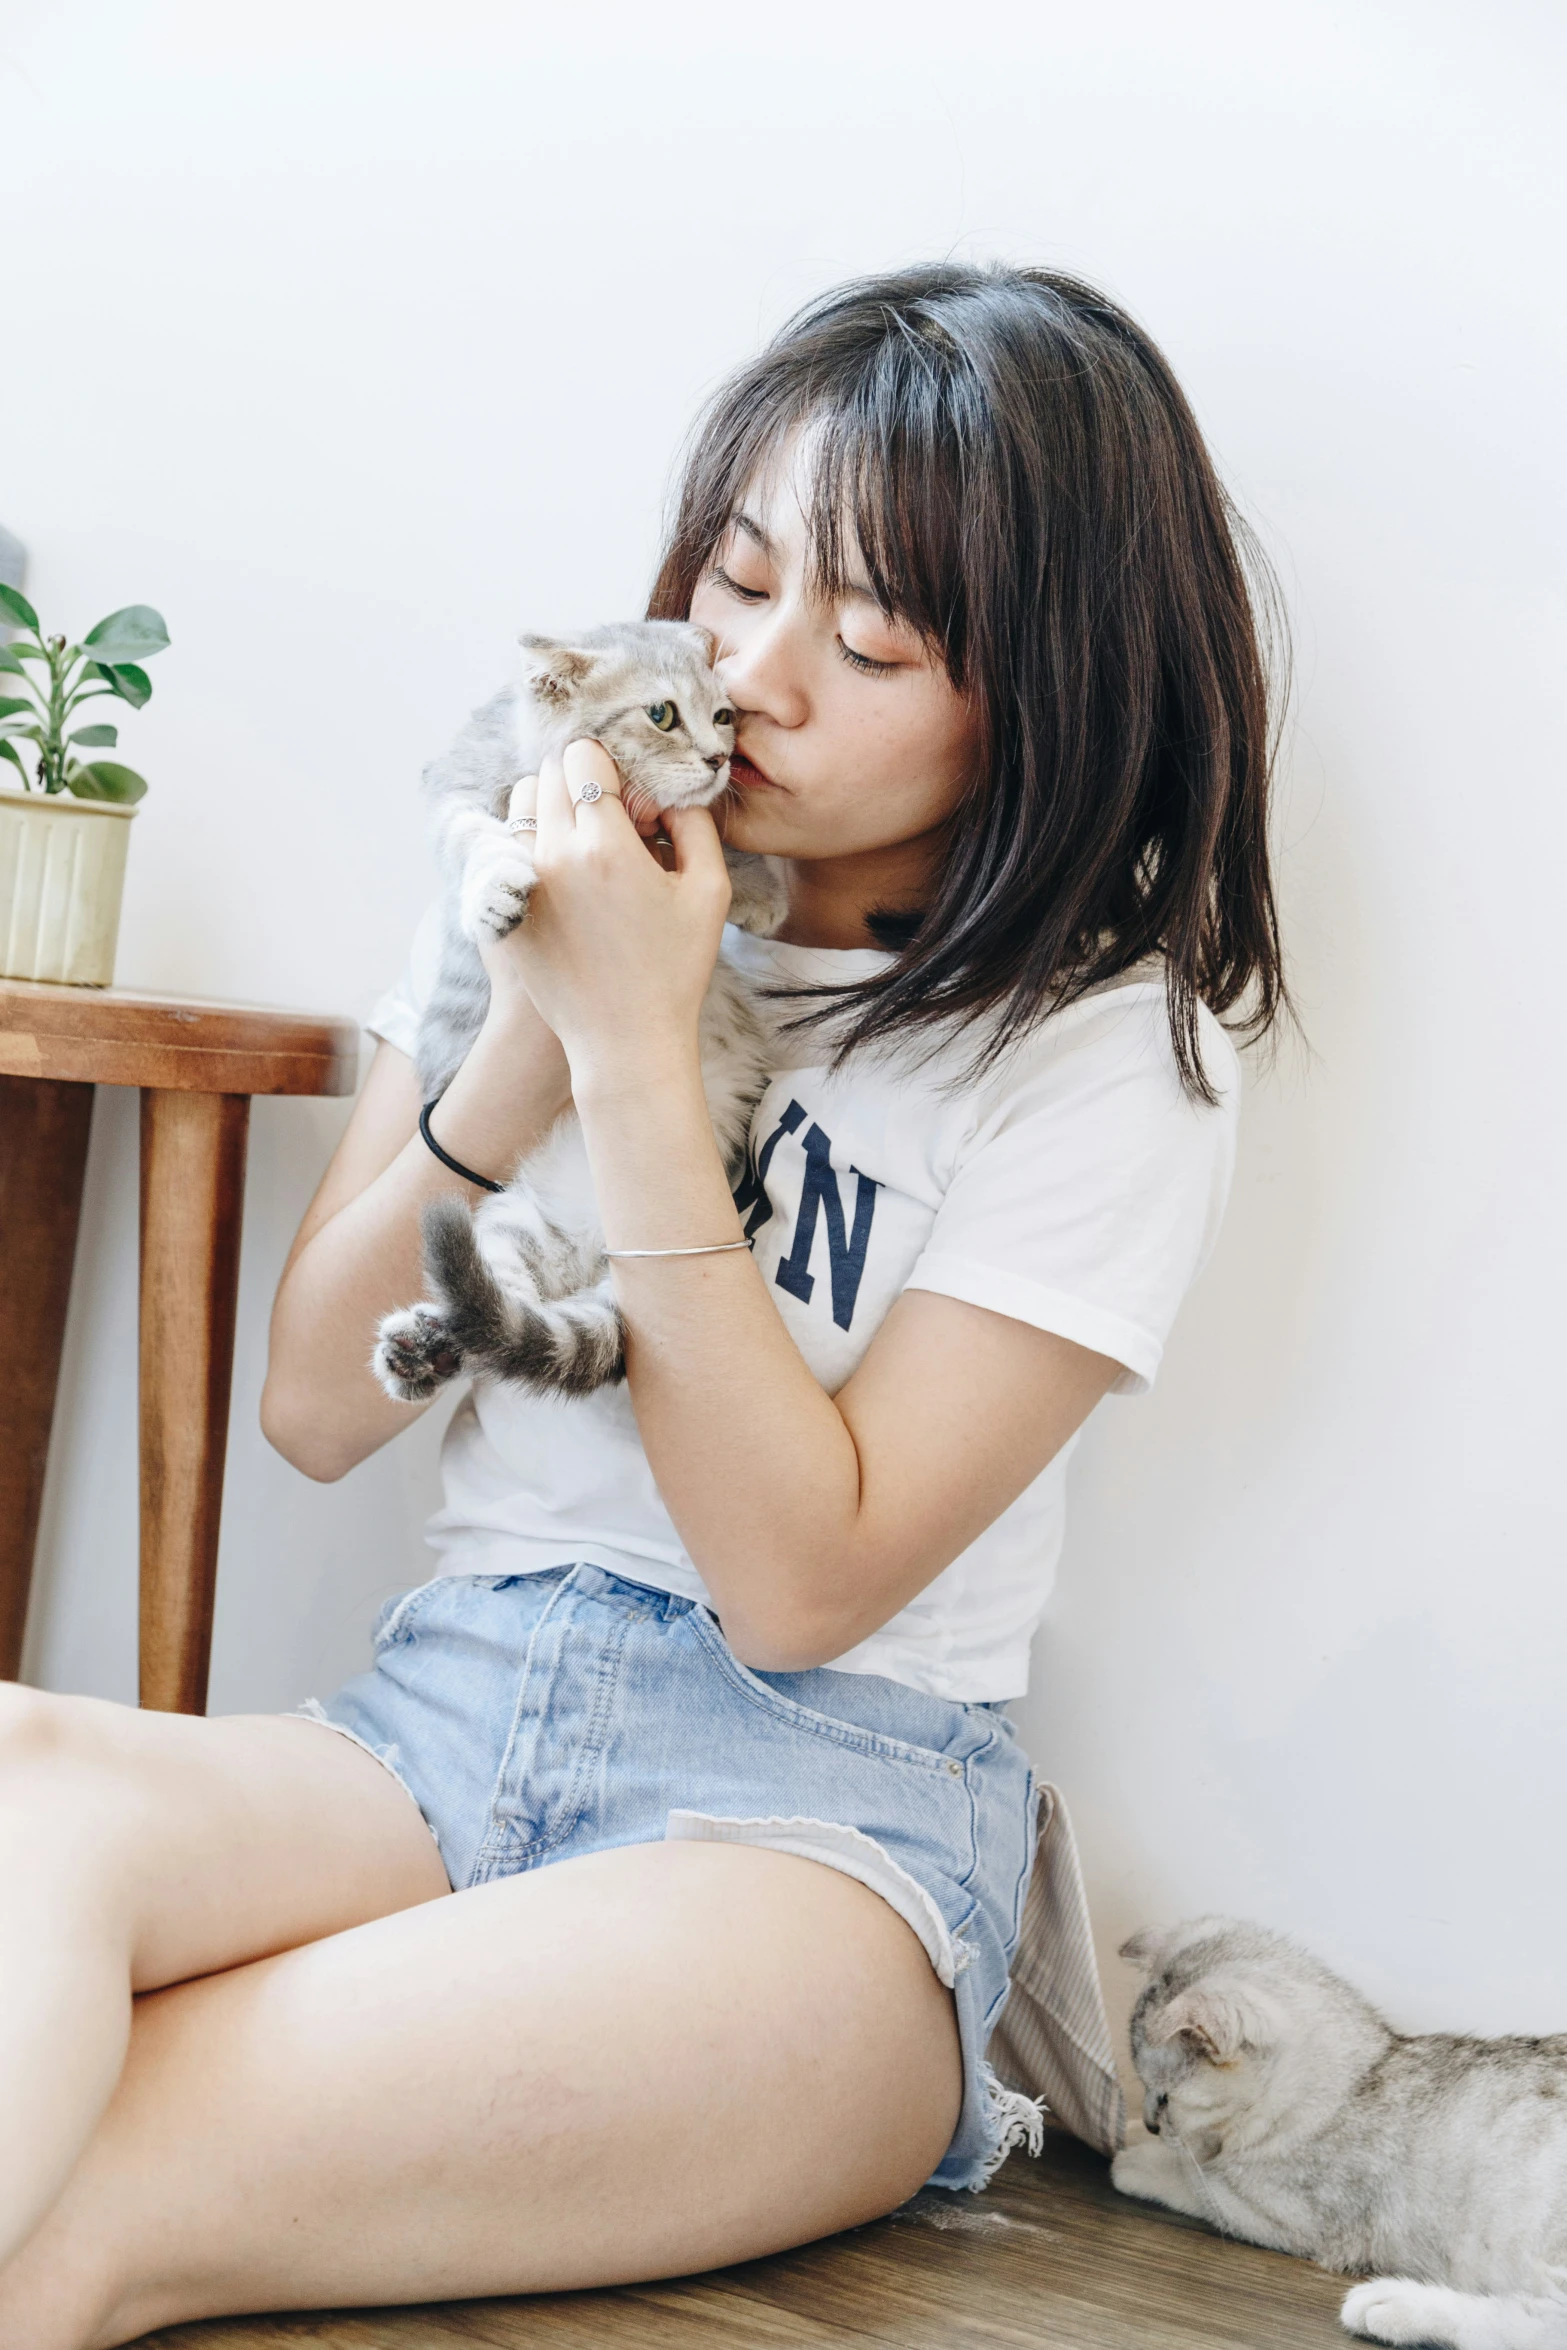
[729,748,777,789]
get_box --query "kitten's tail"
[422,1195,626,1398]
[1341,2279,1567,2350]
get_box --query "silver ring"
[506,815,538,834]
[573,777,603,807]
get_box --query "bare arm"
[261,978,572,1481]
[515,748,1120,1670]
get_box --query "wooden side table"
[0,981,358,1712]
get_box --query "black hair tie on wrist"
[418,1098,505,1193]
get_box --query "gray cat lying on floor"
[374,620,785,1404]
[1112,1917,1567,2349]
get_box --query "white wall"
[6,0,1563,2078]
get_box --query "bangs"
[668,316,986,685]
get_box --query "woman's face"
[687,442,978,873]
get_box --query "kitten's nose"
[704,753,726,772]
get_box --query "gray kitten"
[1112,1917,1567,2349]
[374,620,785,1404]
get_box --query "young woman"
[0,263,1283,2347]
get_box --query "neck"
[773,834,935,950]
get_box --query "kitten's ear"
[1147,1981,1278,2064]
[685,623,718,665]
[1120,1927,1175,1975]
[519,634,597,705]
[1120,1917,1232,1976]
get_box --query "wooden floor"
[136,2129,1351,2350]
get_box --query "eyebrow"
[729,509,899,623]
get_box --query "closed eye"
[710,563,766,605]
[838,638,899,677]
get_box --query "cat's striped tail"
[418,1192,626,1399]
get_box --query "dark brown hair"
[649,262,1288,1098]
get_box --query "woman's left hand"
[502,738,733,1090]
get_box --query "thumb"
[663,803,730,890]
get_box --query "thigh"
[6,1841,963,2348]
[0,1687,448,1986]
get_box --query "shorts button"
[946,1759,963,1776]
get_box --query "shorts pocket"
[371,1579,445,1652]
[686,1606,962,1776]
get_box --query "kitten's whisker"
[1165,2125,1233,2238]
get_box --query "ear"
[1120,1926,1175,1975]
[1119,1916,1237,1977]
[518,633,597,704]
[1144,1981,1277,2063]
[684,622,718,665]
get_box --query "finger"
[506,774,539,833]
[535,752,573,851]
[562,736,632,830]
[663,804,731,888]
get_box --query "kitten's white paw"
[374,1304,465,1402]
[1341,2279,1461,2344]
[1110,2140,1185,2207]
[459,835,536,943]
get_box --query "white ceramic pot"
[0,785,136,987]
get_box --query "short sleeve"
[903,987,1239,1394]
[365,900,446,1062]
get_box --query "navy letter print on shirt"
[734,1099,880,1332]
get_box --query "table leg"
[0,1076,95,1681]
[138,1089,250,1714]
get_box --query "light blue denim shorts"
[303,1562,1043,2191]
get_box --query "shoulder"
[966,972,1240,1146]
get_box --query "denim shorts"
[301,1562,1044,2191]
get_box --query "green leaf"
[0,739,26,775]
[69,723,118,747]
[0,646,27,674]
[81,606,169,662]
[87,658,153,708]
[0,695,35,718]
[69,758,147,804]
[0,583,39,633]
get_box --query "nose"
[704,752,727,772]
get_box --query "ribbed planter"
[0,786,136,986]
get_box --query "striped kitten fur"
[374,621,785,1405]
[1113,1918,1567,2350]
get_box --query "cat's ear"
[684,623,719,665]
[1120,1926,1176,1975]
[1119,1917,1233,1976]
[518,634,598,704]
[1147,1981,1278,2064]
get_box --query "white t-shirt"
[368,914,1239,1702]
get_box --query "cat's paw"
[1110,2140,1188,2207]
[374,1304,466,1402]
[459,833,536,944]
[1340,2279,1463,2344]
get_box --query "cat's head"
[518,621,735,824]
[1119,1917,1388,2164]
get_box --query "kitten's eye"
[713,707,735,729]
[646,701,679,732]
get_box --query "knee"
[0,1684,106,1785]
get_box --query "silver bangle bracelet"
[603,1240,750,1259]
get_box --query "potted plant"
[0,587,170,985]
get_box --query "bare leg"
[0,1685,447,2267]
[0,1840,963,2350]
